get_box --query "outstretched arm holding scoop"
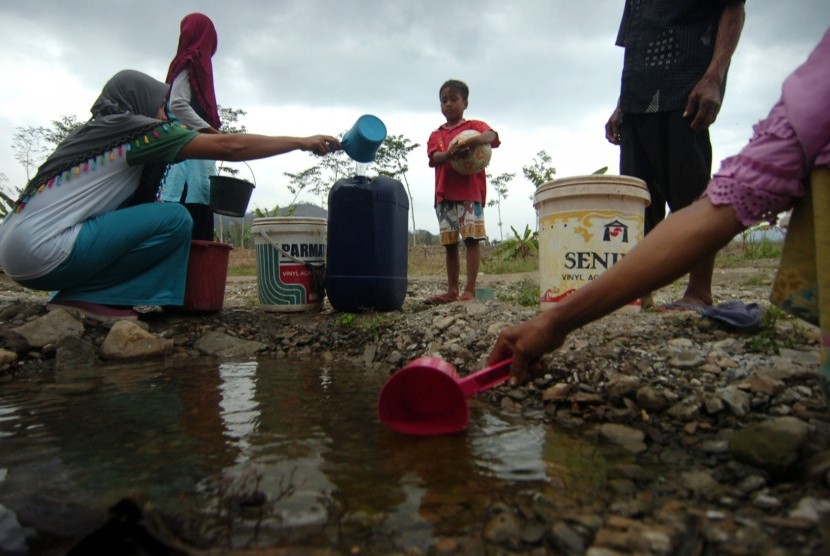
[488,198,744,384]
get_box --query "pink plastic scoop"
[377,356,512,435]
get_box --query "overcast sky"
[1,1,828,238]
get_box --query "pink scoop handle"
[457,359,513,398]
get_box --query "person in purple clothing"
[491,26,830,400]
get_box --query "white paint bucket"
[252,217,327,312]
[533,175,651,313]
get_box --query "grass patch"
[482,256,538,275]
[717,237,783,268]
[744,305,795,354]
[227,265,257,277]
[497,278,540,307]
[741,274,769,287]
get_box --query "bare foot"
[425,293,457,305]
[640,293,655,310]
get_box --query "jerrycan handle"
[457,359,513,398]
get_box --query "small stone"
[753,494,782,510]
[542,383,571,401]
[748,373,786,396]
[669,350,705,369]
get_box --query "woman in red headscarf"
[160,13,222,240]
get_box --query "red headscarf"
[166,13,221,130]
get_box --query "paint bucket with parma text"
[533,175,650,313]
[252,217,327,312]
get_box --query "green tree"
[314,149,352,206]
[284,166,321,208]
[219,106,248,135]
[12,126,50,181]
[0,173,13,217]
[522,150,556,188]
[373,134,420,243]
[216,106,248,178]
[494,225,538,259]
[45,115,83,147]
[487,172,515,241]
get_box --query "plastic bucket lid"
[341,115,387,163]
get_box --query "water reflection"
[0,357,617,552]
[217,361,259,460]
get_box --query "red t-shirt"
[427,119,500,205]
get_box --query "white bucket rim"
[534,174,651,208]
[252,216,327,228]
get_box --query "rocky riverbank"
[1,261,829,555]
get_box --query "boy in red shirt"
[426,79,500,303]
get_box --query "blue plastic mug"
[341,114,387,163]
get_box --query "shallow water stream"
[0,357,626,553]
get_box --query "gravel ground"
[1,255,830,555]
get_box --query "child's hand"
[447,139,472,160]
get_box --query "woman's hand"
[302,135,340,155]
[487,310,565,384]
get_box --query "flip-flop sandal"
[457,294,475,302]
[701,301,764,332]
[655,301,707,313]
[46,300,139,322]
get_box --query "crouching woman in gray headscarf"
[0,69,338,322]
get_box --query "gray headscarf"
[19,70,170,205]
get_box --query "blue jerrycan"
[326,175,409,311]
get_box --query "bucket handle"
[217,161,257,186]
[257,229,326,299]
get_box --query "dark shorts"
[619,111,712,234]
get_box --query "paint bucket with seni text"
[533,175,651,313]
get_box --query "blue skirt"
[20,203,193,306]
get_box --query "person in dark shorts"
[605,0,746,310]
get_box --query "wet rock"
[362,343,377,364]
[805,450,830,483]
[0,330,28,355]
[598,423,647,454]
[12,309,84,348]
[0,502,29,556]
[729,416,811,477]
[55,336,99,371]
[542,383,571,402]
[549,521,586,554]
[605,375,642,404]
[482,509,522,548]
[100,321,174,359]
[0,348,17,367]
[521,521,546,545]
[193,331,266,358]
